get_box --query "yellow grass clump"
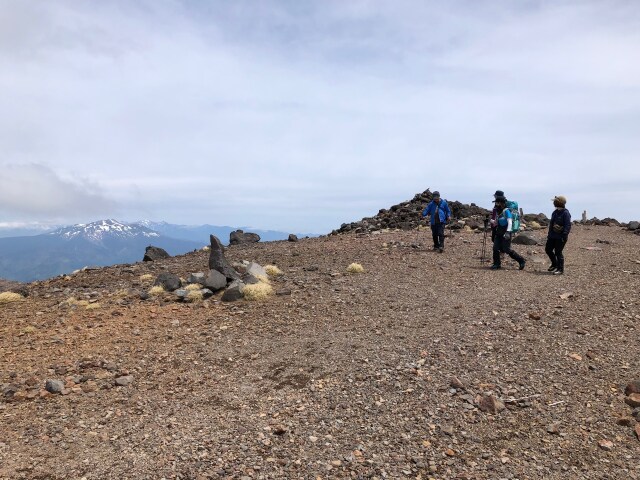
[62,297,90,307]
[149,286,165,296]
[186,290,204,303]
[346,263,365,274]
[85,303,101,310]
[255,274,271,284]
[185,283,203,291]
[0,292,24,304]
[202,245,210,251]
[265,265,284,277]
[243,282,274,301]
[23,325,37,334]
[139,274,154,282]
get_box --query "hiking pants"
[545,237,566,271]
[493,236,524,266]
[431,223,445,249]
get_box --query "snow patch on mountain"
[49,219,160,242]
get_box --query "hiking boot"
[490,264,501,270]
[519,260,526,270]
[438,247,444,253]
[547,265,557,272]
[553,269,564,275]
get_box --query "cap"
[494,195,507,203]
[432,191,440,198]
[493,190,504,197]
[552,195,567,206]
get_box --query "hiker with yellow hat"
[546,195,571,275]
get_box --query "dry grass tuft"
[23,325,37,334]
[85,303,101,310]
[139,274,154,282]
[186,290,204,303]
[149,286,165,296]
[62,297,90,307]
[346,263,365,274]
[243,282,274,301]
[255,274,271,284]
[202,245,210,251]
[185,283,203,291]
[0,292,24,304]
[265,265,284,277]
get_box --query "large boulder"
[628,221,640,231]
[230,230,261,245]
[154,272,181,292]
[246,262,267,278]
[288,234,299,242]
[203,269,227,291]
[512,232,540,246]
[143,246,170,262]
[208,235,240,281]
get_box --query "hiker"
[490,196,526,270]
[421,191,451,252]
[490,190,505,241]
[546,195,571,275]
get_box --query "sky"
[1,0,639,233]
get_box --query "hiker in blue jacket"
[546,195,571,275]
[491,196,526,270]
[421,191,451,252]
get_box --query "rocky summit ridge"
[1,199,640,479]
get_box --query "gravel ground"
[1,225,639,479]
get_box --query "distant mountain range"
[0,220,315,282]
[0,220,201,282]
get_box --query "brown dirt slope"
[1,225,639,479]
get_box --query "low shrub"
[0,292,24,304]
[243,282,274,301]
[149,286,165,296]
[139,274,154,282]
[346,263,365,274]
[265,265,284,277]
[185,284,203,291]
[187,290,204,303]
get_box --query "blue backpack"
[506,200,520,233]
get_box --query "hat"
[552,195,567,206]
[432,191,440,198]
[493,190,504,197]
[494,195,507,204]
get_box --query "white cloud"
[0,1,639,231]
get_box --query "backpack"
[505,200,520,233]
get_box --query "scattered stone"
[245,262,267,278]
[201,289,213,299]
[632,407,640,419]
[115,375,134,387]
[528,312,542,320]
[143,246,170,262]
[154,272,181,292]
[625,380,640,396]
[450,376,465,389]
[512,232,539,245]
[546,423,560,435]
[598,439,614,451]
[478,395,505,414]
[625,393,640,408]
[187,272,205,284]
[616,417,634,427]
[568,353,582,361]
[272,425,287,435]
[139,291,150,301]
[628,221,640,231]
[242,273,260,285]
[208,235,241,281]
[276,288,292,296]
[229,230,260,245]
[288,234,298,242]
[221,281,245,302]
[45,379,64,394]
[559,292,574,300]
[635,424,640,441]
[174,289,188,301]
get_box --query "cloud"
[0,163,116,219]
[0,1,639,231]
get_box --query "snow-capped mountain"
[50,219,160,243]
[0,220,201,282]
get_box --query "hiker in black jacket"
[546,195,571,275]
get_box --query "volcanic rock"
[154,272,181,292]
[512,232,540,245]
[203,269,227,291]
[45,379,64,394]
[625,380,640,396]
[208,235,240,281]
[288,234,299,242]
[229,230,260,245]
[143,246,170,262]
[221,280,245,302]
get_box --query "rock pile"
[332,189,550,235]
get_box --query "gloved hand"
[562,234,568,243]
[503,232,512,241]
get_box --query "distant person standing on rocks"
[490,190,505,241]
[422,191,451,252]
[546,195,571,275]
[490,196,526,270]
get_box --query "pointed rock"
[143,246,170,262]
[208,235,240,281]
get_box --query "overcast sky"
[1,0,639,233]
